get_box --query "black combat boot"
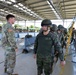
[4,67,7,73]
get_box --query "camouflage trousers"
[4,47,16,74]
[37,55,53,75]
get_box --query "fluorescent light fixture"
[18,3,43,19]
[10,0,16,3]
[0,0,5,1]
[13,5,19,8]
[19,7,23,10]
[0,8,25,20]
[0,9,4,11]
[13,2,43,19]
[23,6,26,9]
[18,3,23,7]
[5,11,9,13]
[23,10,27,12]
[47,1,61,19]
[6,1,12,4]
[30,14,33,16]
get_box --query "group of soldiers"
[1,14,66,75]
[34,19,66,75]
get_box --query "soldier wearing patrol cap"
[1,14,18,75]
[34,19,65,75]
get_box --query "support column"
[63,19,64,26]
[34,20,36,37]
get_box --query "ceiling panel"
[0,0,76,21]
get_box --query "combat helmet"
[58,25,64,31]
[41,19,52,27]
[51,24,58,31]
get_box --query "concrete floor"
[0,39,75,75]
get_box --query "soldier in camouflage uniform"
[53,25,66,62]
[34,19,65,75]
[63,28,67,47]
[50,24,59,63]
[1,14,18,75]
[72,29,76,52]
[57,25,65,48]
[71,28,75,43]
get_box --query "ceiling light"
[47,0,61,19]
[0,9,4,11]
[10,0,16,3]
[6,1,12,4]
[19,7,23,10]
[18,3,23,7]
[0,0,5,1]
[13,5,19,8]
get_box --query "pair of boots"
[4,68,18,75]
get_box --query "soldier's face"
[12,18,15,24]
[10,18,15,24]
[42,26,48,32]
[58,30,61,33]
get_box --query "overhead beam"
[48,0,61,19]
[34,7,50,10]
[37,9,52,12]
[14,0,44,19]
[54,0,65,19]
[11,0,28,5]
[0,1,38,20]
[19,1,45,19]
[30,4,48,8]
[28,0,45,5]
[62,7,76,10]
[61,3,76,7]
[54,0,76,4]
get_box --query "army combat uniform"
[57,25,66,48]
[50,24,60,62]
[1,22,17,75]
[34,32,64,75]
[72,30,76,52]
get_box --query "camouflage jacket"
[34,32,64,61]
[1,22,17,49]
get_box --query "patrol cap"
[41,19,52,27]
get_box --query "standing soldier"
[57,25,65,48]
[72,29,76,52]
[71,28,75,43]
[1,14,18,75]
[54,25,66,62]
[34,19,65,75]
[50,24,59,63]
[63,28,67,47]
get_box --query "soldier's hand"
[34,54,36,59]
[60,60,66,66]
